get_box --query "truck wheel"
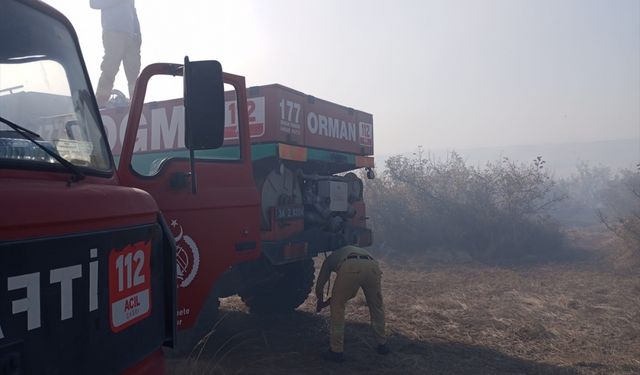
[240,258,315,314]
[165,293,220,358]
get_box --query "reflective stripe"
[355,155,374,168]
[278,143,308,161]
[346,254,373,260]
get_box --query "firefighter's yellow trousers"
[329,257,386,353]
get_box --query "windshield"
[0,1,111,172]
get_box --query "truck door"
[114,65,261,331]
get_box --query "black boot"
[321,349,345,363]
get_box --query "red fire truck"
[0,0,227,371]
[103,72,375,351]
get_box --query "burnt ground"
[167,230,640,375]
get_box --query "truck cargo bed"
[244,84,373,156]
[100,84,374,158]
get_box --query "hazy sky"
[44,0,639,155]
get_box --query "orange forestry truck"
[0,0,228,372]
[101,67,376,351]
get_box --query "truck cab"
[0,1,176,373]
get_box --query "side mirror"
[366,167,375,179]
[183,57,225,150]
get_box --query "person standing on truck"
[90,0,141,107]
[315,245,389,362]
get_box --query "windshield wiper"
[0,115,85,183]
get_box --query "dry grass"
[168,230,640,374]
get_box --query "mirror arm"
[190,149,197,194]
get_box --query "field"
[168,229,640,374]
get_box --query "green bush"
[551,163,614,227]
[365,149,566,261]
[598,168,640,258]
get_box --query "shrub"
[598,167,640,258]
[551,163,614,227]
[365,149,566,261]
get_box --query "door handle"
[235,241,257,251]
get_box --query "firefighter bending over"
[315,245,389,362]
[90,0,141,107]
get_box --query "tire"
[165,293,220,358]
[240,258,315,314]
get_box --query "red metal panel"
[251,85,306,146]
[223,90,265,145]
[0,172,158,241]
[116,67,262,330]
[248,84,375,156]
[117,134,262,332]
[102,97,269,156]
[304,94,360,154]
[249,84,373,155]
[102,83,374,157]
[356,111,374,155]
